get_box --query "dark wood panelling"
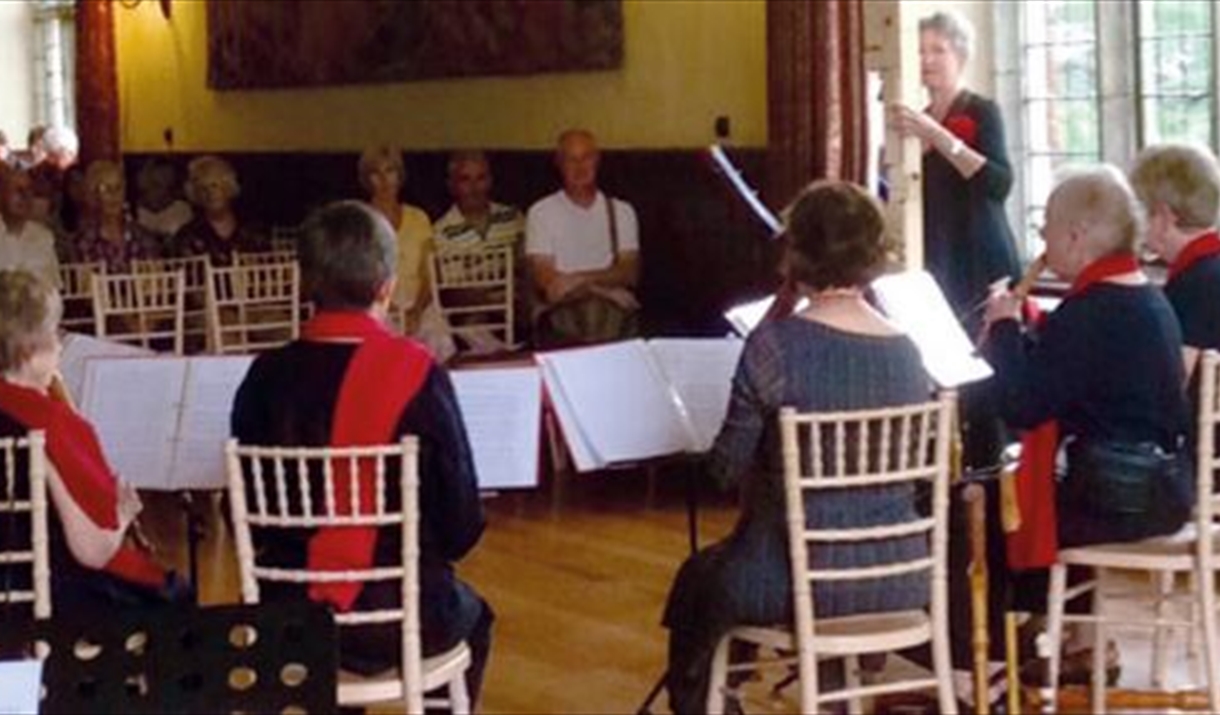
[124,149,781,335]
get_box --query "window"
[1000,0,1220,258]
[32,0,76,130]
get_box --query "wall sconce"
[117,0,172,20]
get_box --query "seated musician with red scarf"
[1130,144,1220,384]
[978,167,1194,679]
[0,270,187,620]
[229,201,493,700]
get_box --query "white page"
[536,358,601,472]
[59,332,153,405]
[451,367,541,490]
[80,357,185,490]
[171,356,255,490]
[724,295,809,337]
[871,270,994,387]
[537,340,691,470]
[0,660,42,715]
[648,338,745,453]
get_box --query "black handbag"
[1063,439,1194,518]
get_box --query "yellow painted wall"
[116,0,767,153]
[0,2,36,147]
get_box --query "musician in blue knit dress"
[662,181,933,714]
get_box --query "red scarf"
[300,311,432,611]
[0,379,165,588]
[1167,230,1220,283]
[1006,253,1141,570]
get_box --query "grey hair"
[185,155,240,204]
[1050,164,1147,254]
[299,201,397,310]
[920,11,975,62]
[42,126,79,157]
[447,150,489,178]
[1129,143,1220,230]
[0,270,62,373]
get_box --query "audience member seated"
[135,158,193,240]
[978,167,1193,687]
[434,151,525,250]
[662,181,933,714]
[172,155,268,265]
[72,160,162,272]
[358,145,454,359]
[8,126,46,172]
[527,129,640,347]
[0,166,60,288]
[0,270,189,615]
[0,130,9,166]
[1130,144,1220,380]
[230,201,493,699]
[28,126,78,228]
[434,150,527,352]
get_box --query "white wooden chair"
[133,256,210,351]
[1041,350,1220,714]
[235,249,298,267]
[706,394,958,715]
[269,225,302,254]
[0,431,51,622]
[58,261,105,333]
[224,438,472,714]
[91,270,186,355]
[205,261,301,354]
[429,244,515,354]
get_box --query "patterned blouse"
[171,216,269,266]
[71,218,163,272]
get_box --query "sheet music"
[871,270,994,388]
[0,660,42,715]
[80,357,184,490]
[647,338,744,452]
[59,332,153,405]
[451,367,542,490]
[536,358,600,472]
[172,356,254,490]
[724,295,809,337]
[537,340,692,471]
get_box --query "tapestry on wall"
[206,0,624,90]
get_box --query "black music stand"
[36,602,337,714]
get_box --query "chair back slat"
[91,271,187,355]
[0,431,51,623]
[779,392,956,706]
[205,262,301,355]
[235,250,298,267]
[430,245,515,353]
[59,262,105,333]
[226,437,424,711]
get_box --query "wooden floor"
[141,471,1212,715]
[142,468,740,715]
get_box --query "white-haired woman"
[172,155,268,265]
[0,270,188,617]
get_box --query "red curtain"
[765,0,867,206]
[75,0,120,165]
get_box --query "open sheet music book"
[724,270,992,388]
[0,660,41,715]
[80,354,544,492]
[80,355,254,491]
[451,366,542,490]
[537,338,744,472]
[59,332,154,405]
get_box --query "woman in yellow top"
[358,146,455,360]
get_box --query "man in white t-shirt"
[526,129,640,345]
[0,167,60,289]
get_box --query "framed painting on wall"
[207,0,624,90]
